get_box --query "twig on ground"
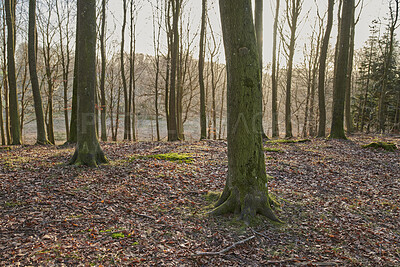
[194,235,255,256]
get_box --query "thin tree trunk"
[99,0,107,141]
[317,0,334,137]
[168,0,180,141]
[345,5,355,134]
[271,0,280,138]
[199,0,207,140]
[5,0,21,145]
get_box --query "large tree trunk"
[271,0,280,138]
[318,0,334,137]
[212,0,279,223]
[69,0,108,167]
[28,0,49,145]
[199,0,207,140]
[330,0,354,139]
[99,0,107,141]
[5,0,21,145]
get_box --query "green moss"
[266,139,311,144]
[264,147,283,152]
[205,191,221,203]
[362,141,397,152]
[111,232,125,239]
[130,153,193,163]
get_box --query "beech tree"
[317,0,334,137]
[28,0,49,145]
[271,0,280,138]
[330,0,354,139]
[5,0,21,145]
[199,0,207,140]
[282,0,303,138]
[211,0,279,223]
[69,0,108,167]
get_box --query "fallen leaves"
[0,135,399,265]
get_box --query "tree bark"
[199,0,207,140]
[317,0,334,137]
[99,0,107,141]
[330,0,354,139]
[69,0,108,167]
[5,0,21,145]
[121,0,130,141]
[28,0,49,145]
[168,0,180,141]
[212,0,279,223]
[271,0,280,138]
[345,3,355,134]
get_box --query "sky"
[107,0,394,65]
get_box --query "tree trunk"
[5,0,21,145]
[330,0,354,139]
[317,0,334,137]
[255,0,267,139]
[271,0,280,138]
[70,0,108,167]
[121,0,130,141]
[199,0,207,140]
[212,0,279,223]
[378,0,398,133]
[345,4,355,134]
[68,7,79,144]
[284,0,301,139]
[168,0,180,141]
[0,76,4,145]
[99,0,107,141]
[28,0,49,145]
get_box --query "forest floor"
[0,134,399,266]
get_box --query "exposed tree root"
[69,144,108,167]
[209,187,281,224]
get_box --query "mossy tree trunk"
[330,0,354,139]
[69,0,108,167]
[212,0,279,223]
[317,0,334,137]
[5,0,21,145]
[28,0,49,145]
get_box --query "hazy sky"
[107,0,394,64]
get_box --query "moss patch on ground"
[362,141,397,152]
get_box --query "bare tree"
[330,0,354,139]
[271,0,281,138]
[199,0,207,140]
[378,0,398,133]
[5,0,21,145]
[317,0,334,137]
